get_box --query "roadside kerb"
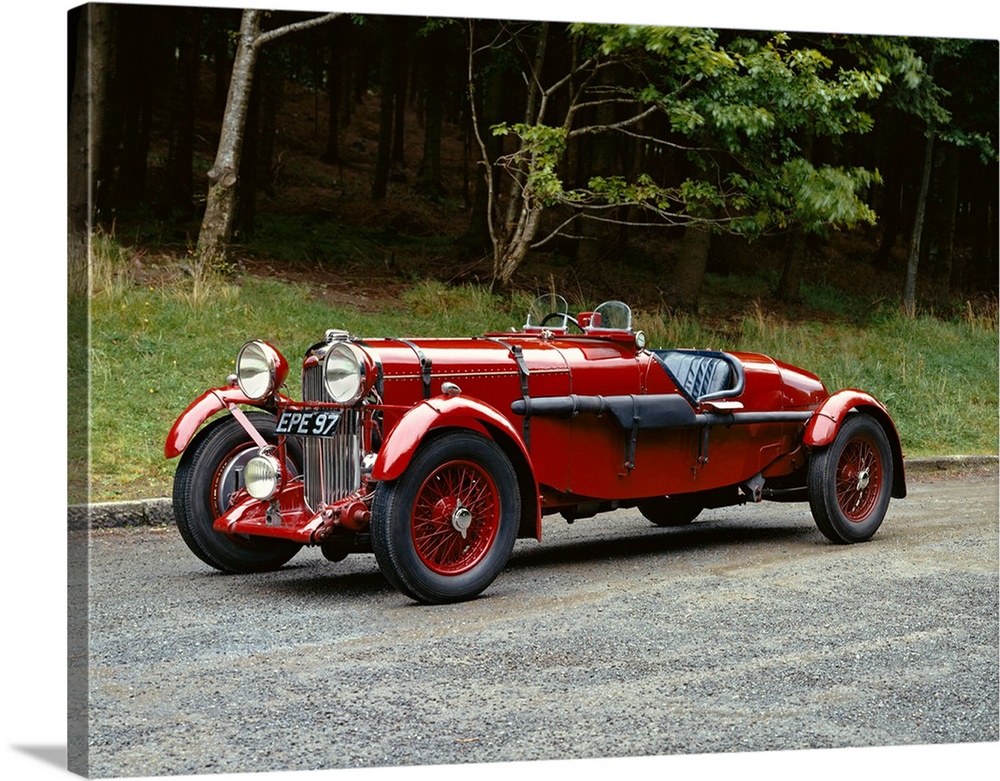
[67,455,997,532]
[70,497,175,531]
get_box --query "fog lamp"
[244,451,282,501]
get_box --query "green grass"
[88,269,526,501]
[730,305,999,455]
[86,244,998,502]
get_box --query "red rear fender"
[804,390,907,498]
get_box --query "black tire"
[371,431,520,604]
[808,413,893,544]
[172,412,303,573]
[637,496,703,527]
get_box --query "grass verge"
[87,245,998,503]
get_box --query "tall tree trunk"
[494,206,544,288]
[670,223,712,313]
[371,23,395,200]
[776,229,809,303]
[477,22,549,288]
[210,12,233,112]
[416,86,444,196]
[967,160,998,292]
[198,10,263,265]
[196,10,339,265]
[92,6,124,224]
[668,162,715,312]
[575,66,618,268]
[416,30,446,198]
[115,5,157,206]
[776,135,816,302]
[502,23,548,233]
[465,61,504,250]
[68,3,114,234]
[257,51,283,194]
[234,52,264,239]
[937,146,960,288]
[160,8,200,215]
[874,178,903,271]
[873,112,906,271]
[903,133,935,317]
[321,23,343,164]
[391,29,408,168]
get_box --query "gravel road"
[77,466,998,778]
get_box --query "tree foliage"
[477,24,893,289]
[68,6,998,310]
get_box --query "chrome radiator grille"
[301,363,363,511]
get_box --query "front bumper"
[213,482,372,544]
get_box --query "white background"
[2,2,996,780]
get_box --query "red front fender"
[374,395,530,480]
[804,389,907,498]
[373,395,542,539]
[164,387,288,459]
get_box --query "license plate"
[275,409,342,437]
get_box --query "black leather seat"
[654,350,743,403]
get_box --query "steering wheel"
[540,312,585,332]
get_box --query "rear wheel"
[637,496,703,527]
[808,414,893,544]
[371,431,520,604]
[173,413,303,572]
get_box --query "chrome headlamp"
[243,449,282,501]
[236,340,287,400]
[322,342,368,404]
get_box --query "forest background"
[69,2,997,305]
[66,0,999,502]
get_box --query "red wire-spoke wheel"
[173,413,303,573]
[372,431,521,604]
[410,460,501,575]
[835,436,883,522]
[808,414,894,544]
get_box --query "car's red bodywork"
[167,297,906,603]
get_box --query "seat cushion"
[654,350,741,402]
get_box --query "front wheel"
[808,414,893,544]
[371,431,520,604]
[173,412,303,572]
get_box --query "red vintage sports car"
[166,295,905,603]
